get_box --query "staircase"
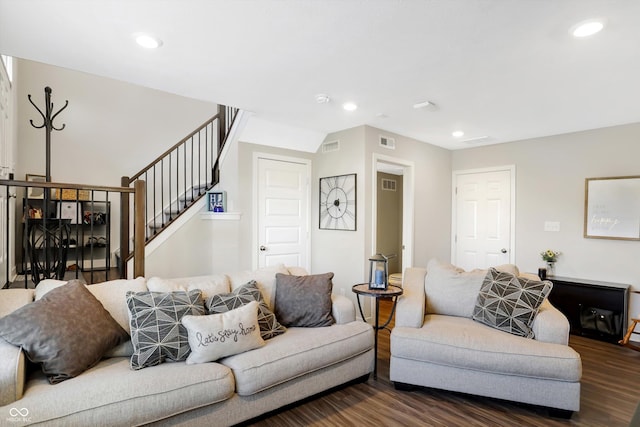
[120,105,240,267]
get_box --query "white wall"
[311,126,367,299]
[16,59,219,184]
[452,122,640,318]
[364,126,452,269]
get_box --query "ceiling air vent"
[322,140,340,153]
[379,135,396,149]
[382,178,397,191]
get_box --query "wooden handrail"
[127,113,221,184]
[0,179,135,193]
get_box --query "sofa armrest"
[0,339,26,406]
[532,299,571,345]
[395,267,427,328]
[331,294,356,324]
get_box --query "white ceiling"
[1,0,639,151]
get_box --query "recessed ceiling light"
[452,130,464,138]
[315,94,330,104]
[343,102,358,111]
[134,33,163,49]
[570,19,605,38]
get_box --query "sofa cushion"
[274,272,335,327]
[227,264,289,310]
[4,357,235,426]
[424,259,520,318]
[34,279,67,300]
[205,280,286,340]
[472,268,553,338]
[183,301,264,364]
[424,259,486,317]
[87,277,148,334]
[0,280,128,384]
[127,290,205,370]
[220,321,374,395]
[147,274,230,299]
[88,277,148,358]
[391,314,581,382]
[0,289,34,317]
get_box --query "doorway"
[451,166,515,270]
[372,154,414,274]
[254,154,311,271]
[376,171,403,274]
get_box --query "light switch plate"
[544,221,561,232]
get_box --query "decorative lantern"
[368,253,389,290]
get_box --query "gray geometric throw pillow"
[472,268,552,338]
[127,290,204,370]
[205,280,286,340]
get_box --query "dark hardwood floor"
[248,299,640,427]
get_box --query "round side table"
[352,283,403,379]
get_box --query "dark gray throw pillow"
[274,272,335,327]
[127,289,205,370]
[0,280,128,384]
[472,268,552,338]
[205,280,286,340]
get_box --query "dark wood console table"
[547,276,629,343]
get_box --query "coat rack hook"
[28,86,69,183]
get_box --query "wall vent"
[322,140,340,153]
[382,178,397,191]
[379,135,396,149]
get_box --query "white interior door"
[452,167,514,270]
[256,156,310,270]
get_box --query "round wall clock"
[319,173,357,231]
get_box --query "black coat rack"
[28,86,68,183]
[26,87,69,283]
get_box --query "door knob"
[501,248,507,254]
[259,245,267,251]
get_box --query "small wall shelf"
[200,212,242,221]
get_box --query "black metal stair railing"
[0,179,145,288]
[121,104,239,253]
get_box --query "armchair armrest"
[532,299,571,345]
[331,294,356,324]
[0,339,25,406]
[395,267,427,328]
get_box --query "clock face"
[319,174,356,231]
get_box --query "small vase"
[546,262,555,276]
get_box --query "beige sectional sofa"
[390,260,582,417]
[0,265,374,426]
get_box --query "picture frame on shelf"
[57,201,82,224]
[26,174,46,199]
[208,191,227,212]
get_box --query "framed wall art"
[319,173,356,231]
[584,175,640,240]
[208,191,227,212]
